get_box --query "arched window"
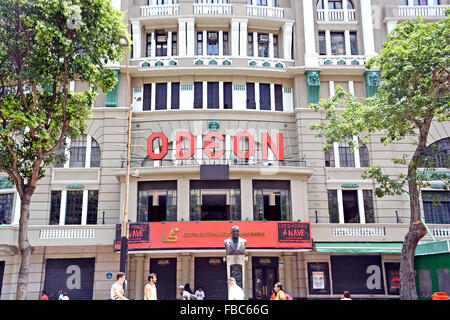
[420,137,450,168]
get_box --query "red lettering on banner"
[262,132,284,160]
[147,132,168,160]
[204,132,225,159]
[176,131,195,159]
[233,131,254,159]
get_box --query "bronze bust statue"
[224,226,247,255]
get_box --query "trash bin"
[431,292,449,300]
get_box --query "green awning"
[315,242,403,253]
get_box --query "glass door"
[252,257,278,300]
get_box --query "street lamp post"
[119,35,132,294]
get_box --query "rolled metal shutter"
[43,258,95,300]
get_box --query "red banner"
[149,221,312,250]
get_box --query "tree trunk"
[399,180,427,300]
[15,195,34,300]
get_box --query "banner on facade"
[115,221,312,251]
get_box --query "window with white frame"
[54,135,101,168]
[318,31,358,56]
[401,0,440,5]
[49,190,98,225]
[325,136,370,168]
[422,191,450,224]
[327,189,375,224]
[420,137,449,168]
[0,193,14,224]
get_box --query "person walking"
[194,286,205,300]
[41,290,49,300]
[57,290,64,300]
[144,273,157,300]
[179,285,191,300]
[340,290,352,300]
[227,277,245,300]
[184,283,193,294]
[274,282,286,300]
[111,272,128,300]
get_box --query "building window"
[197,32,203,55]
[207,32,219,56]
[207,82,220,109]
[65,191,83,225]
[49,191,61,225]
[69,135,87,168]
[146,33,152,57]
[87,190,98,225]
[327,189,375,224]
[327,190,339,223]
[330,32,345,55]
[155,30,168,57]
[224,82,233,109]
[49,190,98,225]
[363,190,375,223]
[194,82,203,109]
[350,32,358,55]
[143,83,152,111]
[0,193,14,225]
[253,180,291,221]
[420,137,450,168]
[223,32,229,55]
[319,32,326,55]
[172,32,178,56]
[274,84,283,111]
[422,191,450,224]
[137,181,177,222]
[90,139,101,168]
[259,83,271,111]
[171,82,180,109]
[273,35,279,58]
[317,0,354,9]
[325,137,370,168]
[55,135,101,168]
[248,33,254,56]
[258,34,270,58]
[189,180,241,221]
[246,83,256,109]
[155,83,168,110]
[338,136,355,167]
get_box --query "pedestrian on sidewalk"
[227,277,245,300]
[110,272,128,300]
[144,273,158,300]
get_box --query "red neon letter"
[262,132,284,160]
[234,131,254,159]
[147,132,168,160]
[176,131,195,159]
[204,132,225,159]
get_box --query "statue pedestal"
[225,255,247,297]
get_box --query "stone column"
[360,0,376,58]
[131,20,142,59]
[240,178,253,221]
[282,22,293,60]
[231,19,240,57]
[303,0,319,67]
[239,20,248,57]
[177,178,190,221]
[186,18,195,56]
[178,19,187,56]
[283,254,293,296]
[134,255,145,300]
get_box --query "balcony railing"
[317,9,356,21]
[432,226,450,238]
[319,55,366,66]
[398,5,450,17]
[246,5,284,19]
[194,3,232,15]
[140,4,179,17]
[39,228,96,239]
[332,226,386,237]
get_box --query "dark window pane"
[363,190,375,223]
[171,82,180,109]
[259,83,271,110]
[70,135,87,168]
[146,34,152,57]
[319,32,326,55]
[350,32,358,55]
[207,82,219,109]
[90,138,101,168]
[143,84,152,111]
[197,32,203,55]
[339,136,355,167]
[65,191,83,225]
[248,33,254,57]
[325,149,335,167]
[172,32,178,56]
[246,83,256,109]
[207,32,219,56]
[155,83,167,110]
[331,32,345,55]
[327,190,339,223]
[87,190,98,225]
[274,84,283,111]
[194,82,203,109]
[420,137,450,169]
[224,82,232,109]
[359,143,370,167]
[273,35,279,58]
[0,193,14,224]
[422,191,450,224]
[258,34,269,58]
[155,30,168,56]
[223,32,229,55]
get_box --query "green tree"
[309,14,449,299]
[0,0,127,300]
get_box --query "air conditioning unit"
[208,32,218,44]
[258,34,269,43]
[155,29,167,43]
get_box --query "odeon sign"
[147,131,284,160]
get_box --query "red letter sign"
[176,132,195,159]
[262,132,284,160]
[234,131,254,159]
[204,132,225,159]
[147,132,168,160]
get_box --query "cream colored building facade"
[0,0,449,300]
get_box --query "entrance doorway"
[150,258,176,300]
[195,257,227,300]
[342,190,360,223]
[252,257,278,300]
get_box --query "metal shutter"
[44,258,95,300]
[150,258,177,300]
[195,257,227,300]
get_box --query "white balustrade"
[398,5,449,17]
[140,4,179,17]
[40,228,96,239]
[332,226,386,237]
[432,226,450,238]
[317,9,356,21]
[194,3,232,15]
[246,5,284,19]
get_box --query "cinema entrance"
[252,257,279,300]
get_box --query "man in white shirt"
[194,286,205,300]
[179,285,192,300]
[227,277,245,300]
[144,273,157,300]
[111,272,129,300]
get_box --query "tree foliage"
[0,0,127,299]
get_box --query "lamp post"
[119,35,132,294]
